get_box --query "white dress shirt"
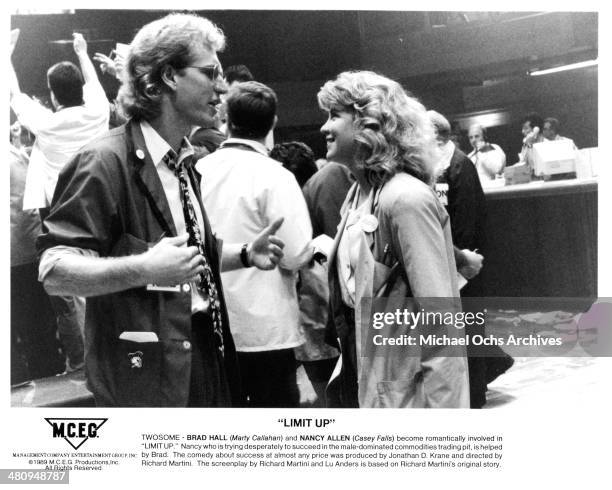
[196,138,312,352]
[139,121,206,241]
[39,122,210,314]
[12,81,109,210]
[468,142,506,182]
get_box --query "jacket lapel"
[129,121,178,237]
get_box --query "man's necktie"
[163,148,224,355]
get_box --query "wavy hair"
[317,71,438,186]
[118,13,225,121]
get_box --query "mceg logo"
[45,418,108,450]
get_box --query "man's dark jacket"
[438,147,486,254]
[38,121,241,407]
[437,146,488,408]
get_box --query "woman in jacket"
[318,71,470,408]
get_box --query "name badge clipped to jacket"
[146,283,188,293]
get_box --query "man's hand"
[113,51,125,78]
[523,127,540,147]
[10,29,20,57]
[93,52,117,77]
[72,32,87,56]
[93,51,124,80]
[9,29,22,98]
[248,217,285,270]
[458,249,483,280]
[140,233,204,286]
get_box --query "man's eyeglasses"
[184,64,224,81]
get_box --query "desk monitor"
[532,140,577,177]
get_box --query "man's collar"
[140,120,194,167]
[220,137,269,156]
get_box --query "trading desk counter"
[479,178,597,297]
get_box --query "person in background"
[270,142,354,405]
[222,66,256,120]
[10,30,110,212]
[10,29,110,374]
[223,65,275,149]
[429,111,486,265]
[467,124,506,183]
[519,112,545,172]
[269,139,331,406]
[521,112,545,144]
[225,64,254,86]
[319,71,470,408]
[270,141,318,188]
[542,117,578,149]
[93,49,125,79]
[296,161,353,406]
[10,141,65,383]
[189,122,227,159]
[429,110,489,408]
[449,122,463,149]
[10,121,26,154]
[216,65,255,133]
[93,49,128,128]
[197,81,312,407]
[431,111,515,405]
[37,13,285,407]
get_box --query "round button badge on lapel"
[136,149,145,160]
[360,214,379,233]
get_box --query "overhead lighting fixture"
[454,110,511,131]
[529,59,598,76]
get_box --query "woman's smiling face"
[320,108,357,167]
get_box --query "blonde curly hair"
[317,71,438,186]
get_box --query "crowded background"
[9,10,598,408]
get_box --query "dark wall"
[10,10,360,97]
[10,10,598,158]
